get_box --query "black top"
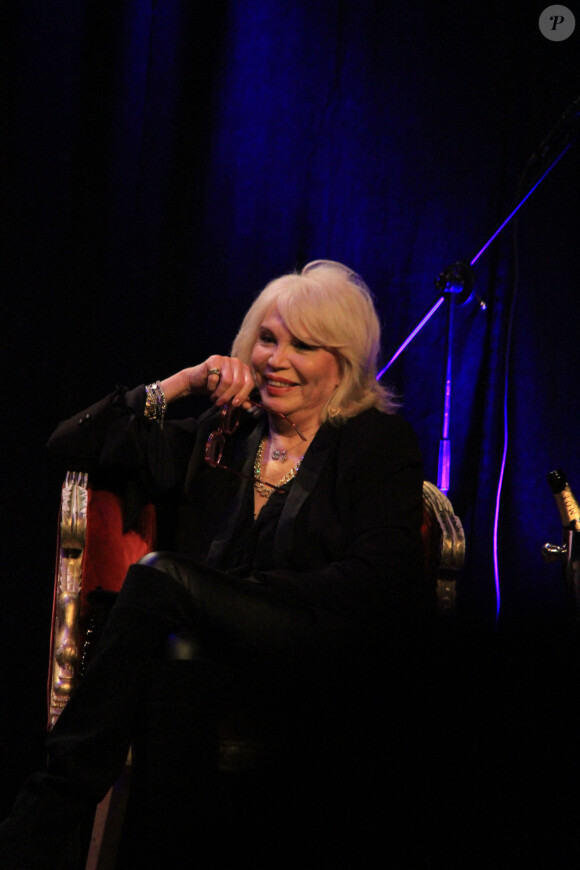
[48,385,426,629]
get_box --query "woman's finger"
[209,357,254,406]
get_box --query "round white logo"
[539,5,576,40]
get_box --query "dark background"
[2,0,579,837]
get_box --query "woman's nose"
[268,343,289,367]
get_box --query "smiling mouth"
[264,377,297,388]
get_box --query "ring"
[207,367,221,377]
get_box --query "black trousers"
[51,551,368,792]
[0,554,370,869]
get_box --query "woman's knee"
[137,551,193,591]
[136,552,211,607]
[138,550,176,573]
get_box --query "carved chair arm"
[422,480,466,615]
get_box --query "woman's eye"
[293,340,318,351]
[259,333,275,344]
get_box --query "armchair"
[47,471,465,868]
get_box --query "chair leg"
[85,758,132,870]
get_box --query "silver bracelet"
[144,382,167,429]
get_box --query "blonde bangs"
[273,279,349,351]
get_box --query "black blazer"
[48,386,425,629]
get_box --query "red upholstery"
[82,490,156,598]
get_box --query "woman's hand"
[160,356,256,407]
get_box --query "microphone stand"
[376,260,480,495]
[377,96,580,496]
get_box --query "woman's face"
[250,309,341,428]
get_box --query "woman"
[0,260,425,867]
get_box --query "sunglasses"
[205,401,306,492]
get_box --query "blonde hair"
[231,259,397,424]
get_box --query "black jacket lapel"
[272,424,337,568]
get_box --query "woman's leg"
[0,561,199,869]
[45,560,201,801]
[137,551,351,682]
[0,554,351,868]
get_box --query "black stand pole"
[377,96,580,495]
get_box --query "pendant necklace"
[270,432,308,462]
[253,437,303,498]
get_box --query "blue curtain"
[2,0,579,806]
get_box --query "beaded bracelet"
[144,382,167,429]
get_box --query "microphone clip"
[435,260,477,306]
